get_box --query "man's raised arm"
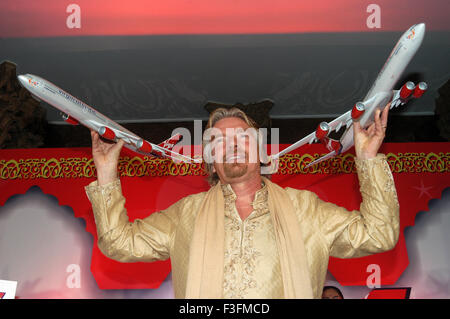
[84,131,178,263]
[319,104,400,257]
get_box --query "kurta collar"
[219,181,269,219]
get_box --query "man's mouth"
[225,154,246,162]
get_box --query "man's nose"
[224,135,238,150]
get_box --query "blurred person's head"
[322,286,344,299]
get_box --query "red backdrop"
[0,142,449,289]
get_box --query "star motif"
[412,180,433,198]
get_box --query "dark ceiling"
[1,31,449,125]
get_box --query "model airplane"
[17,74,199,163]
[266,23,428,172]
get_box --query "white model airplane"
[267,23,428,172]
[17,74,198,163]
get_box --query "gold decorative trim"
[278,152,450,175]
[1,152,449,180]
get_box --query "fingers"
[373,108,385,135]
[91,129,124,156]
[353,121,364,142]
[90,129,97,141]
[381,103,390,128]
[353,120,363,134]
[91,129,100,149]
[111,139,125,155]
[367,122,376,135]
[375,104,390,133]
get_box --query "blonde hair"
[203,107,264,186]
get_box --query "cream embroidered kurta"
[85,154,400,299]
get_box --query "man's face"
[208,117,261,184]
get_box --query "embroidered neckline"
[220,182,269,220]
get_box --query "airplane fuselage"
[338,23,426,154]
[18,74,128,132]
[270,23,427,171]
[17,74,153,154]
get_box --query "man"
[85,105,399,299]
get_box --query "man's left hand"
[353,103,390,160]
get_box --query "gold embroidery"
[84,179,122,208]
[223,219,263,298]
[221,184,268,298]
[1,152,448,180]
[382,160,396,193]
[101,180,121,208]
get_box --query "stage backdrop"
[1,0,449,123]
[0,142,449,298]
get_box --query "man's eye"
[212,137,224,146]
[237,134,250,142]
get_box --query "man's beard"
[223,162,248,179]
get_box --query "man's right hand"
[91,130,125,186]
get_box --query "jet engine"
[400,81,415,99]
[351,102,365,120]
[136,139,153,153]
[61,113,79,125]
[412,82,427,98]
[98,126,116,140]
[315,122,330,140]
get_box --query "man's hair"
[322,286,344,299]
[203,107,261,186]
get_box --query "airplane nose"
[416,23,426,33]
[17,74,29,86]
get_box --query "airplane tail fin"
[157,133,183,151]
[321,136,342,153]
[153,133,202,163]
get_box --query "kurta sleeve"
[84,179,181,263]
[315,153,400,258]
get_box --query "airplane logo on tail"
[158,133,182,150]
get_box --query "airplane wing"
[272,132,317,159]
[104,129,198,163]
[267,91,388,171]
[327,110,352,133]
[304,150,337,169]
[268,79,427,171]
[272,109,353,160]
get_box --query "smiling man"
[85,106,399,299]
